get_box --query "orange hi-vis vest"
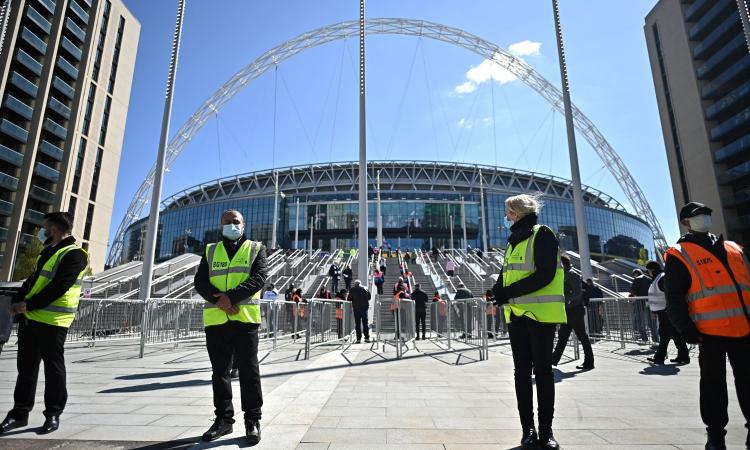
[665,240,750,337]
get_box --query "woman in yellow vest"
[193,209,267,445]
[0,212,88,436]
[491,194,566,450]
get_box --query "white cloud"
[453,40,541,94]
[508,40,541,57]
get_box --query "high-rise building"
[0,0,139,278]
[645,0,750,243]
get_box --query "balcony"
[48,96,71,119]
[702,54,750,99]
[709,108,750,141]
[696,34,746,80]
[43,118,67,140]
[56,56,78,79]
[10,71,38,97]
[16,49,43,76]
[0,200,13,217]
[52,76,74,99]
[65,18,85,41]
[21,27,47,54]
[26,5,52,34]
[4,94,34,120]
[689,0,733,41]
[0,119,29,143]
[0,172,20,191]
[25,208,46,226]
[706,80,750,121]
[715,135,750,163]
[68,0,89,24]
[719,160,750,184]
[30,185,56,204]
[60,36,82,61]
[0,144,25,167]
[39,140,64,161]
[693,14,739,60]
[36,0,56,15]
[0,227,7,242]
[34,162,60,182]
[685,0,713,22]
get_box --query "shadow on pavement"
[639,364,681,376]
[132,436,256,449]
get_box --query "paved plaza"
[0,338,746,449]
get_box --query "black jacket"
[492,213,559,304]
[348,285,370,311]
[12,236,88,311]
[564,268,583,308]
[629,275,652,297]
[342,267,353,281]
[665,232,750,343]
[454,287,474,299]
[194,236,268,305]
[411,288,429,311]
[328,264,340,280]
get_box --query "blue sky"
[112,0,678,251]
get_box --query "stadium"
[120,160,656,264]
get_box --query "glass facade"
[121,162,656,264]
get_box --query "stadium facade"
[121,161,656,264]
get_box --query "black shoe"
[230,369,239,379]
[364,338,370,343]
[576,363,594,371]
[40,416,59,434]
[538,432,560,449]
[245,419,261,445]
[705,434,726,450]
[647,357,664,365]
[551,359,560,367]
[202,419,233,442]
[520,428,538,449]
[422,335,426,341]
[671,357,691,365]
[0,416,27,434]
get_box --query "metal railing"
[425,297,489,362]
[586,296,658,347]
[374,296,415,359]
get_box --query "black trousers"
[205,321,263,423]
[653,310,688,362]
[551,306,594,365]
[11,319,68,420]
[699,335,750,438]
[416,310,426,337]
[353,309,369,340]
[508,314,557,433]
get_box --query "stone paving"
[0,337,746,449]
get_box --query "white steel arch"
[107,18,668,266]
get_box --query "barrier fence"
[425,298,489,362]
[586,296,659,347]
[374,296,415,359]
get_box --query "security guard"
[0,212,88,435]
[492,194,566,450]
[664,202,750,450]
[194,209,267,444]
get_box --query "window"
[82,83,95,135]
[92,1,110,81]
[98,96,111,146]
[89,148,103,201]
[83,203,94,240]
[68,196,77,215]
[72,137,86,193]
[107,16,125,94]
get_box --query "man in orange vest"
[664,202,750,450]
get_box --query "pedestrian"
[492,193,565,449]
[342,265,353,291]
[263,284,278,339]
[291,288,305,339]
[328,263,341,293]
[432,291,441,302]
[349,248,356,259]
[583,279,603,335]
[445,259,455,277]
[192,209,265,444]
[629,269,652,342]
[411,283,428,340]
[284,283,295,302]
[380,260,387,277]
[645,260,689,365]
[484,289,498,338]
[317,287,331,300]
[393,277,405,295]
[348,280,371,343]
[0,212,88,435]
[334,289,347,339]
[551,255,594,370]
[454,282,474,339]
[664,202,750,450]
[373,268,385,295]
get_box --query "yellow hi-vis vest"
[502,224,566,324]
[25,244,89,328]
[203,240,262,327]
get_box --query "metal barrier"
[425,298,489,362]
[303,298,353,359]
[374,296,415,359]
[586,296,657,347]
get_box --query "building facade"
[645,0,750,243]
[0,0,139,278]
[120,161,656,265]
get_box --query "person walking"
[0,212,88,435]
[373,268,384,295]
[411,283,428,340]
[379,260,387,277]
[492,194,566,450]
[445,259,455,277]
[193,209,266,444]
[664,202,750,450]
[263,283,278,340]
[342,265,353,291]
[551,255,594,370]
[328,263,341,293]
[348,280,371,343]
[629,269,652,342]
[334,289,347,339]
[454,282,474,339]
[645,260,689,365]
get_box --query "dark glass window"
[89,147,103,201]
[98,96,111,146]
[83,203,94,240]
[82,83,95,135]
[71,137,86,194]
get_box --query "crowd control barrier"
[425,298,489,363]
[586,296,658,347]
[374,296,416,359]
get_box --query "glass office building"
[121,161,656,264]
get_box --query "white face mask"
[222,224,244,241]
[687,214,712,233]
